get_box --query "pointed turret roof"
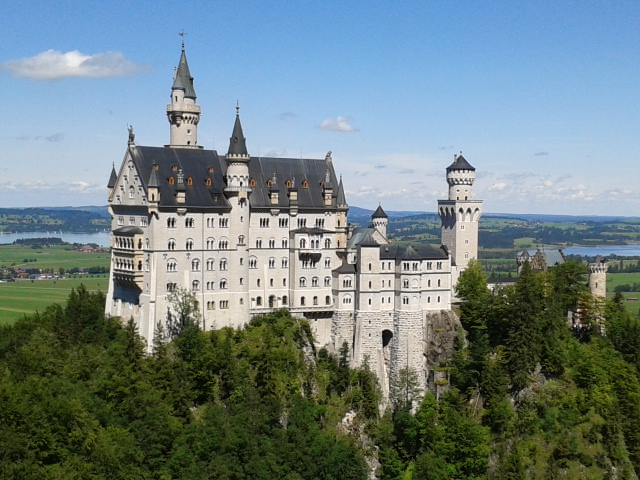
[107,164,117,188]
[148,165,161,188]
[172,47,197,99]
[446,153,475,172]
[336,176,347,206]
[324,167,333,189]
[227,107,248,156]
[372,204,387,219]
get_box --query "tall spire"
[336,175,347,207]
[166,44,201,148]
[172,45,197,99]
[227,104,248,157]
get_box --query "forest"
[3,261,640,478]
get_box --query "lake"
[563,245,640,257]
[0,231,111,247]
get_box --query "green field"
[0,244,110,271]
[0,276,108,325]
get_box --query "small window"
[187,177,193,186]
[250,178,257,187]
[302,180,309,188]
[205,178,212,186]
[168,177,174,185]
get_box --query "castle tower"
[224,106,252,319]
[166,44,202,148]
[437,153,483,283]
[335,176,349,249]
[588,256,609,298]
[371,204,388,240]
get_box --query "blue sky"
[1,0,639,216]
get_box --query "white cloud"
[0,180,103,194]
[489,182,507,191]
[1,50,147,80]
[317,116,357,133]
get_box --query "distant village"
[0,238,108,282]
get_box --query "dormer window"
[205,178,212,186]
[286,179,292,188]
[267,179,273,187]
[187,177,193,186]
[208,167,214,173]
[250,178,256,187]
[302,180,309,188]
[168,177,174,185]
[171,165,178,172]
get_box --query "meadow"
[0,244,109,271]
[0,276,108,325]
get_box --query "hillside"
[0,207,110,233]
[3,267,640,478]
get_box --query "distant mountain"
[350,206,640,225]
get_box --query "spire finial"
[179,30,186,50]
[236,101,240,116]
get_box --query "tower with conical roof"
[224,105,251,196]
[166,43,201,148]
[371,204,388,240]
[437,153,483,283]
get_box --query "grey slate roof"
[348,227,381,247]
[334,263,357,274]
[227,112,248,156]
[172,49,197,99]
[336,176,347,206]
[148,166,161,188]
[108,165,117,188]
[372,205,388,219]
[114,226,144,235]
[248,156,340,210]
[518,249,566,268]
[126,146,341,211]
[446,154,475,172]
[380,243,447,260]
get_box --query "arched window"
[168,239,176,250]
[206,258,215,270]
[206,237,215,249]
[256,296,262,306]
[299,277,307,287]
[192,280,200,291]
[325,295,331,305]
[299,238,306,249]
[168,177,174,185]
[205,178,212,186]
[186,238,194,250]
[282,295,288,305]
[220,279,227,289]
[302,180,309,188]
[311,276,319,287]
[191,258,200,271]
[324,238,331,248]
[250,178,256,187]
[187,177,193,186]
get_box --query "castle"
[105,46,482,397]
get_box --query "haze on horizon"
[1,1,638,217]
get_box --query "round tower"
[371,204,388,239]
[437,152,483,282]
[446,152,476,201]
[166,43,202,148]
[588,256,608,298]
